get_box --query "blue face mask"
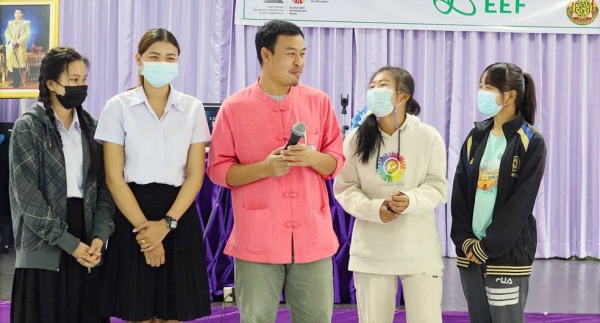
[477,90,507,117]
[366,88,395,117]
[142,61,179,88]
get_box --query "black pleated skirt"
[11,198,109,323]
[96,183,211,321]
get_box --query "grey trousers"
[234,257,333,323]
[459,264,530,323]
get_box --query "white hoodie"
[333,114,448,275]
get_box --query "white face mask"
[366,88,395,117]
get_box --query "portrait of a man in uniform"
[0,0,58,97]
[4,9,30,88]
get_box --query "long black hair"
[481,62,537,125]
[355,66,421,164]
[38,47,100,181]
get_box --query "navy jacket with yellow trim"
[450,113,546,276]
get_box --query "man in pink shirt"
[207,20,344,323]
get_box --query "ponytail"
[521,73,537,125]
[406,97,421,116]
[355,114,382,164]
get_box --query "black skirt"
[96,183,211,321]
[11,198,109,323]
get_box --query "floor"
[1,250,599,322]
[441,256,600,314]
[0,250,13,302]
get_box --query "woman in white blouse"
[94,28,211,323]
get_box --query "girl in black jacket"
[451,62,546,323]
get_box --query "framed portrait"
[0,0,59,98]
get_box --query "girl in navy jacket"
[451,62,546,323]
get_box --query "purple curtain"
[1,0,599,299]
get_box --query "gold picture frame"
[0,0,59,98]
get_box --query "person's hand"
[144,242,165,268]
[281,143,314,168]
[133,220,170,252]
[261,147,290,178]
[72,242,96,268]
[387,191,409,214]
[11,40,17,47]
[380,201,400,223]
[86,238,104,266]
[466,250,483,264]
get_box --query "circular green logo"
[433,0,477,16]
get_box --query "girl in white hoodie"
[334,66,448,323]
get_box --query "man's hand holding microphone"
[262,122,307,178]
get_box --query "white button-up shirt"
[55,108,84,198]
[95,86,211,186]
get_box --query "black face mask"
[55,83,88,109]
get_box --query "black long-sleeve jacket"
[451,113,546,276]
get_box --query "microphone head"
[292,122,306,137]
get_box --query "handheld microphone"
[284,122,306,149]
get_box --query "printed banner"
[235,0,600,34]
